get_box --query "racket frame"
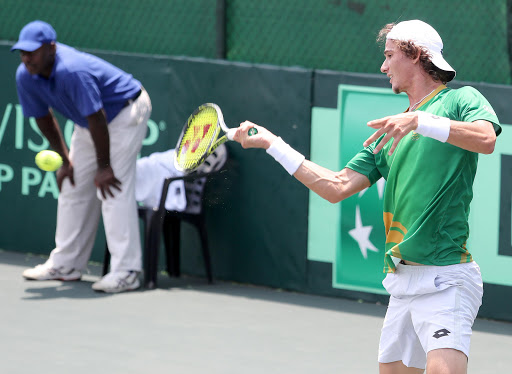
[174,103,229,173]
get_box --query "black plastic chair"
[103,145,228,289]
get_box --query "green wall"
[1,42,512,321]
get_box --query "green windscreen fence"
[1,0,510,84]
[0,0,218,58]
[226,0,510,85]
[2,43,512,320]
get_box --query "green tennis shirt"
[345,85,501,272]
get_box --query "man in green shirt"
[232,20,500,374]
[349,83,499,273]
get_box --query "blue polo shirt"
[15,43,141,128]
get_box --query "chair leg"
[143,234,157,289]
[102,243,110,276]
[142,209,164,289]
[163,216,181,277]
[197,217,213,284]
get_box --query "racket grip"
[248,127,258,136]
[227,128,237,141]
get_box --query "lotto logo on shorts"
[433,328,451,339]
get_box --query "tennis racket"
[174,103,257,172]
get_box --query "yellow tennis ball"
[35,150,63,172]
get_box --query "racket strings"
[176,106,219,171]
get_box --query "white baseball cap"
[387,20,456,81]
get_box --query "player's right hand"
[234,121,278,150]
[56,161,75,191]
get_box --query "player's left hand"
[56,161,75,191]
[94,166,122,199]
[364,112,419,155]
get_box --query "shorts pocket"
[383,271,440,297]
[434,272,464,290]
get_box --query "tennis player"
[233,20,501,373]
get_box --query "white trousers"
[47,90,151,273]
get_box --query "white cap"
[387,20,456,81]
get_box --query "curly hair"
[377,23,454,84]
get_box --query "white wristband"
[416,111,451,142]
[266,137,305,175]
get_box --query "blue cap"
[11,20,57,52]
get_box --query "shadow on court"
[4,248,512,330]
[1,249,511,374]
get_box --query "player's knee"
[379,360,424,374]
[426,348,467,374]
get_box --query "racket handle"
[248,127,258,136]
[227,128,237,140]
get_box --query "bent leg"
[426,348,467,374]
[380,361,424,374]
[102,90,151,273]
[47,125,101,271]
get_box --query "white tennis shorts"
[378,261,483,369]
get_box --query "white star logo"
[348,205,379,259]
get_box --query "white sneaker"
[92,271,140,293]
[22,264,82,281]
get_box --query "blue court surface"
[0,249,510,374]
